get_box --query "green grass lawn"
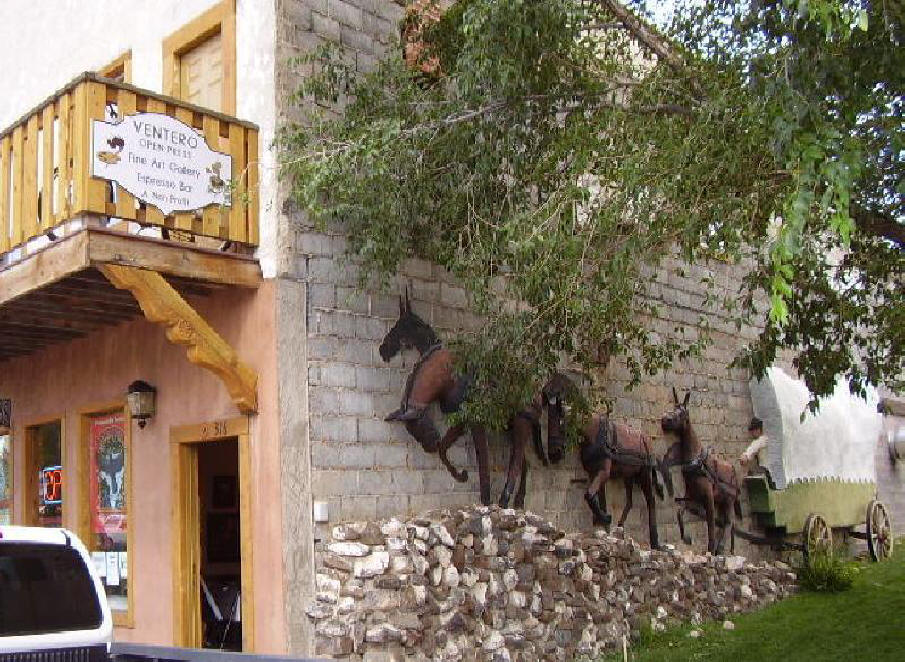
[604,543,905,661]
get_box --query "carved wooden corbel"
[99,264,258,413]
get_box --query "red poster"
[89,414,126,534]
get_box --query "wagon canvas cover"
[749,367,882,489]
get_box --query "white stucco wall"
[0,0,279,277]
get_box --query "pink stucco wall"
[0,280,287,653]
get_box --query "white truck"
[0,526,112,660]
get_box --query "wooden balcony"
[0,74,261,412]
[0,72,259,257]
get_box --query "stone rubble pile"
[306,505,797,661]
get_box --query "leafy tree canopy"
[280,0,904,427]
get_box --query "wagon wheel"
[866,500,894,562]
[803,513,832,564]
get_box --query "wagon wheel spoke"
[867,500,894,562]
[803,513,832,566]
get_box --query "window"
[81,407,132,624]
[0,428,10,525]
[0,542,103,636]
[24,420,64,528]
[98,51,133,84]
[163,0,236,114]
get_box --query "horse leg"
[703,486,717,554]
[514,461,528,510]
[585,463,612,529]
[677,505,691,545]
[641,473,661,551]
[499,423,528,507]
[437,423,468,482]
[617,477,634,528]
[471,425,492,506]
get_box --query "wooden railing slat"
[228,124,246,243]
[70,83,88,215]
[85,81,108,214]
[201,115,223,237]
[23,114,39,241]
[41,104,55,230]
[245,129,259,246]
[0,137,10,253]
[11,126,24,247]
[114,88,138,221]
[56,92,72,223]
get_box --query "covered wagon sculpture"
[737,367,894,564]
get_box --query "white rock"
[336,596,356,614]
[481,516,493,536]
[316,573,341,593]
[436,546,453,568]
[386,536,408,552]
[502,569,518,591]
[444,565,460,588]
[413,525,430,541]
[431,565,443,586]
[391,555,413,573]
[461,533,474,548]
[364,623,403,644]
[472,582,488,607]
[509,591,526,608]
[579,563,593,582]
[740,585,754,599]
[411,553,429,576]
[315,591,337,604]
[688,629,702,638]
[482,630,505,651]
[723,620,735,631]
[656,605,668,620]
[461,569,478,587]
[327,541,370,557]
[381,518,407,538]
[353,551,389,578]
[726,555,746,571]
[432,524,455,547]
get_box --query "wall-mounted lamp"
[127,380,156,429]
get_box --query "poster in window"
[89,413,126,534]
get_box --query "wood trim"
[78,402,135,628]
[163,0,236,115]
[99,264,258,413]
[171,416,254,651]
[22,415,64,527]
[98,51,133,84]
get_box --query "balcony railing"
[0,72,259,262]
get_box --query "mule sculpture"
[380,294,570,508]
[661,388,742,554]
[576,425,669,548]
[380,294,491,505]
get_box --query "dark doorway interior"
[197,439,242,651]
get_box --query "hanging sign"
[92,112,232,215]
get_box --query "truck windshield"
[0,542,103,635]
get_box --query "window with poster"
[0,426,11,526]
[82,407,132,624]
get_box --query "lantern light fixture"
[127,380,156,428]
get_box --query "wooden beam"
[99,264,257,413]
[86,228,261,286]
[0,230,90,308]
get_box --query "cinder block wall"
[275,0,767,536]
[273,1,771,651]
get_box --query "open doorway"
[172,418,254,652]
[198,440,241,650]
[24,420,63,527]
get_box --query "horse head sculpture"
[541,372,578,464]
[379,292,438,362]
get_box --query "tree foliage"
[280,0,904,427]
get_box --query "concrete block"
[341,24,374,52]
[440,282,468,308]
[339,495,378,521]
[368,443,408,468]
[321,362,357,388]
[338,443,377,468]
[309,283,336,308]
[356,315,387,341]
[336,286,369,314]
[340,390,375,416]
[311,11,341,40]
[335,339,374,364]
[357,417,393,444]
[328,0,363,29]
[307,336,337,360]
[313,469,357,496]
[356,366,390,392]
[311,441,342,468]
[358,470,399,496]
[310,386,342,413]
[311,415,357,442]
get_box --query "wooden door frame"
[171,416,254,652]
[22,415,65,527]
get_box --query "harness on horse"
[397,342,444,409]
[680,448,736,492]
[594,421,655,467]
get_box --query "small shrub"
[797,549,858,592]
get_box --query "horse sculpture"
[661,388,742,554]
[380,294,491,505]
[546,374,670,550]
[380,294,567,508]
